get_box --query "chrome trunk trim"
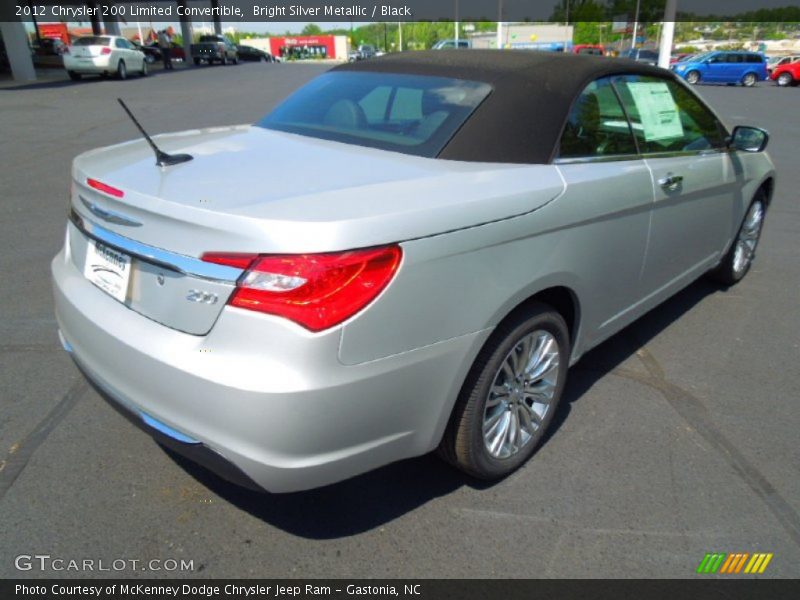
[68,208,244,283]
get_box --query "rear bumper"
[192,50,223,60]
[64,55,112,73]
[52,244,486,492]
[65,345,261,491]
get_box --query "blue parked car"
[672,51,767,87]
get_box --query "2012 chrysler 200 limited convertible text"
[52,51,775,492]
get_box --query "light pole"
[496,0,503,49]
[455,0,459,47]
[657,0,677,68]
[630,0,641,50]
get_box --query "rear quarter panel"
[338,161,654,366]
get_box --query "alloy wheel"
[482,330,560,459]
[732,200,764,275]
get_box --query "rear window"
[73,37,110,47]
[257,71,492,158]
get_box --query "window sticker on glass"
[626,82,684,142]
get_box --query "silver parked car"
[52,51,775,492]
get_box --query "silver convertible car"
[52,51,774,492]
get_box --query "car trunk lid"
[69,125,564,335]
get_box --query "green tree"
[301,23,323,35]
[551,0,606,21]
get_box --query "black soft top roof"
[335,50,675,164]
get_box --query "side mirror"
[730,126,769,152]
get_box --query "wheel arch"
[490,284,582,361]
[758,176,775,208]
[515,287,577,343]
[434,283,582,458]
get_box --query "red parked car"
[770,61,800,87]
[572,44,604,56]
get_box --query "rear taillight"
[202,245,402,332]
[86,178,124,198]
[199,253,255,269]
[101,47,111,55]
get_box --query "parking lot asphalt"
[0,62,798,579]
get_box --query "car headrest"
[323,99,367,130]
[422,89,449,116]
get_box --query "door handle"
[658,173,684,191]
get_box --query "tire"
[140,60,148,77]
[67,71,81,81]
[708,193,766,286]
[777,72,793,87]
[221,55,228,66]
[742,72,757,87]
[438,304,570,480]
[685,70,700,85]
[117,60,127,80]
[193,58,201,66]
[233,55,239,65]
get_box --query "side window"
[708,53,724,64]
[614,75,726,154]
[558,77,638,159]
[115,39,126,49]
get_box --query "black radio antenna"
[117,98,193,168]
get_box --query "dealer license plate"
[84,240,131,303]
